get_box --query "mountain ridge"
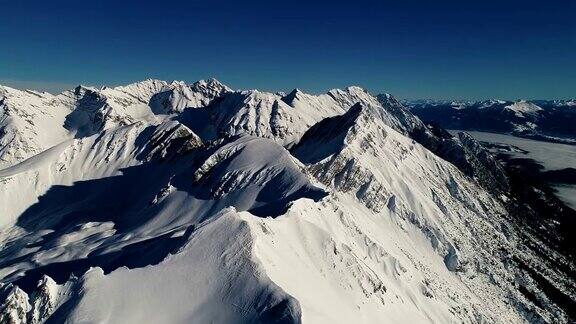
[1,79,575,323]
[404,98,576,144]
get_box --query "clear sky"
[0,0,574,100]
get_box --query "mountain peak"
[190,78,231,94]
[169,80,188,87]
[73,84,99,95]
[345,85,369,93]
[280,88,304,105]
[376,93,402,107]
[290,102,366,164]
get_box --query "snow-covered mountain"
[404,99,576,144]
[1,80,575,323]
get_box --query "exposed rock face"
[137,121,203,162]
[0,275,66,324]
[410,124,511,193]
[29,276,58,324]
[63,86,134,138]
[376,94,510,194]
[456,131,511,190]
[0,285,31,324]
[291,103,391,211]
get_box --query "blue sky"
[0,0,574,99]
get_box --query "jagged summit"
[290,102,364,164]
[190,78,231,90]
[280,88,302,105]
[72,84,100,94]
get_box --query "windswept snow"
[64,209,300,324]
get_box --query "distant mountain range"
[403,99,576,144]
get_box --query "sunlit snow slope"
[1,80,575,323]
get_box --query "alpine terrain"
[1,80,575,323]
[404,99,576,144]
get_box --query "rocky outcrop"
[137,121,203,162]
[0,275,66,324]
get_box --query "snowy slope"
[62,209,300,324]
[504,101,544,118]
[290,102,525,321]
[0,86,71,168]
[1,80,575,324]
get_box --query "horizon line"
[1,78,574,102]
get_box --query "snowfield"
[1,80,575,323]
